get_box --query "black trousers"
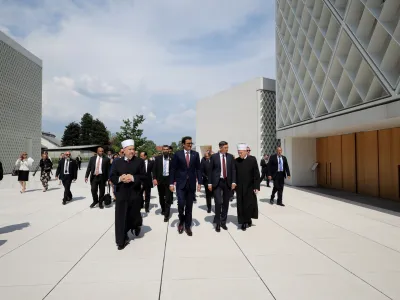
[203,182,212,210]
[157,178,173,217]
[115,196,142,246]
[177,181,194,228]
[62,175,73,201]
[213,179,231,224]
[77,161,82,170]
[260,168,270,186]
[142,184,152,210]
[91,175,106,203]
[271,172,285,204]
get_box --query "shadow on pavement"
[291,186,400,216]
[0,222,30,234]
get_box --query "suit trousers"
[260,168,270,186]
[142,184,152,210]
[91,175,106,203]
[271,172,285,204]
[157,179,173,217]
[177,181,195,228]
[203,182,212,210]
[62,175,73,201]
[213,179,231,224]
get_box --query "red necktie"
[222,154,227,179]
[185,152,190,167]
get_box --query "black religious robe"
[110,156,146,246]
[235,155,260,224]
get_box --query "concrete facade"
[276,0,400,188]
[196,77,279,160]
[0,31,42,174]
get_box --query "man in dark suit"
[170,136,202,236]
[153,145,173,222]
[85,147,110,209]
[267,147,291,206]
[208,141,236,232]
[140,151,154,213]
[200,152,213,213]
[259,154,270,187]
[56,151,78,205]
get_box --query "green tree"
[141,140,157,156]
[61,122,81,146]
[115,115,147,150]
[91,119,110,146]
[79,113,94,145]
[170,142,179,153]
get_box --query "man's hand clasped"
[119,174,133,183]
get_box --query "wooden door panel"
[342,133,356,193]
[328,135,342,189]
[378,129,392,199]
[392,128,400,201]
[317,137,328,186]
[357,131,379,197]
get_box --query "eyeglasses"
[185,143,193,145]
[247,150,251,152]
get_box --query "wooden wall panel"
[379,128,400,201]
[392,128,400,201]
[328,135,342,189]
[378,129,392,199]
[342,133,356,193]
[357,131,379,197]
[317,137,328,186]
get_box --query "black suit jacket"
[85,156,110,182]
[200,157,212,182]
[260,158,269,170]
[208,152,236,188]
[152,155,172,184]
[170,150,202,190]
[56,158,78,180]
[142,159,154,187]
[267,154,290,179]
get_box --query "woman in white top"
[15,152,32,193]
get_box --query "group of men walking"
[55,136,291,251]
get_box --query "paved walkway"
[1,169,400,300]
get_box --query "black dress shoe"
[277,203,285,207]
[207,208,211,213]
[90,202,98,208]
[216,224,221,232]
[164,217,169,222]
[99,203,104,209]
[62,201,66,205]
[178,224,184,234]
[117,240,129,250]
[221,224,228,230]
[248,221,252,227]
[145,208,150,213]
[241,224,247,231]
[135,227,141,236]
[185,227,193,236]
[270,199,274,205]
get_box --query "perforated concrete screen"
[260,90,280,155]
[0,35,42,174]
[276,0,400,129]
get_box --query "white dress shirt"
[163,157,170,176]
[95,156,103,175]
[15,159,30,171]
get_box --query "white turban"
[121,139,134,148]
[237,143,248,151]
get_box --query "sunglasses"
[247,150,251,152]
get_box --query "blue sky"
[0,0,276,145]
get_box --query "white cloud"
[0,0,276,143]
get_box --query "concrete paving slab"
[0,172,399,299]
